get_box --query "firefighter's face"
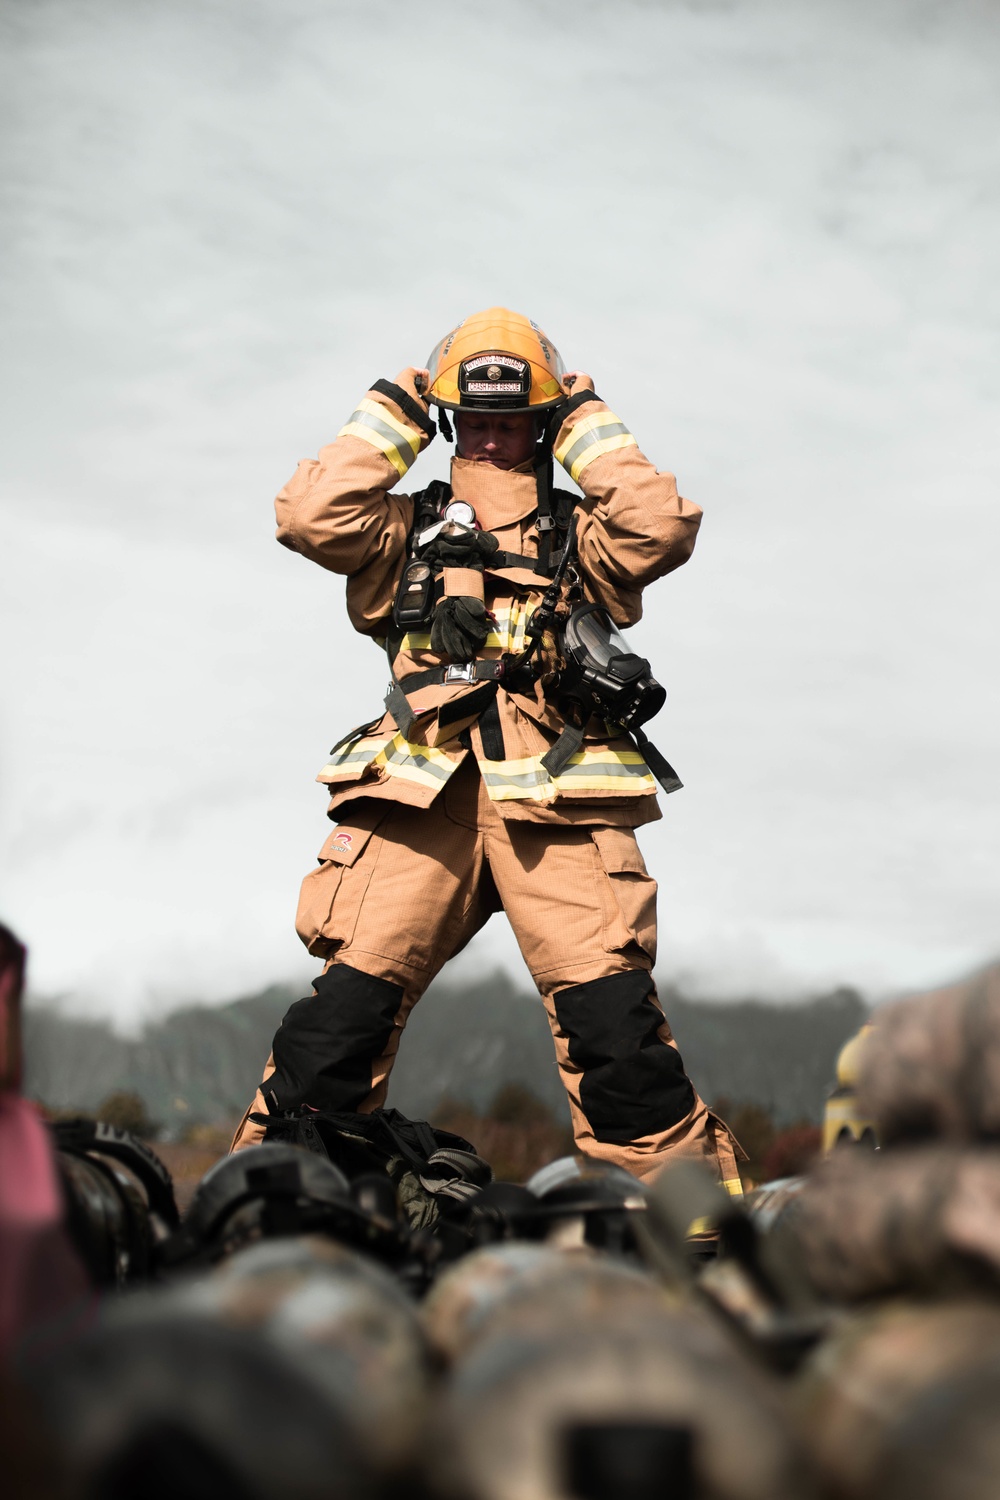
[455,411,536,469]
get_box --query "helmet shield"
[458,351,532,409]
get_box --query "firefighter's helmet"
[425,306,566,413]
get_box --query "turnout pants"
[233,761,740,1188]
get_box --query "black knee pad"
[554,971,696,1143]
[264,965,403,1113]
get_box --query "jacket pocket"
[591,826,658,964]
[295,809,387,958]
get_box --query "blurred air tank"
[856,963,1000,1145]
[430,1312,818,1500]
[22,1307,374,1500]
[422,1242,564,1363]
[795,1299,1000,1500]
[423,1244,674,1365]
[172,1233,429,1471]
[773,1144,1000,1303]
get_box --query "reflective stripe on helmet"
[481,748,656,802]
[554,408,637,484]
[338,397,422,476]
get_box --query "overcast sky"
[2,0,998,1024]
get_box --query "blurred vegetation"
[94,1088,158,1138]
[23,972,867,1143]
[433,1082,574,1182]
[715,1095,822,1188]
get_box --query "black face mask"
[556,604,666,730]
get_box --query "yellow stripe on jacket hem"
[318,731,459,792]
[481,748,656,802]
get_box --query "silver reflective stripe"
[329,744,385,769]
[480,765,550,791]
[346,407,417,466]
[382,742,453,780]
[480,757,651,791]
[557,759,649,780]
[561,420,631,476]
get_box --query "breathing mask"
[556,604,666,731]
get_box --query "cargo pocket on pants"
[591,826,658,965]
[294,807,388,959]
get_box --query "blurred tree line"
[25,970,856,1184]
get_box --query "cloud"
[2,0,998,1018]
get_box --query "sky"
[2,0,998,1024]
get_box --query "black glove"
[421,528,499,570]
[424,527,498,659]
[431,597,491,659]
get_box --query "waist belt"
[384,656,538,739]
[397,660,505,691]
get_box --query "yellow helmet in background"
[425,307,566,414]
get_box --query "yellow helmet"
[425,306,566,414]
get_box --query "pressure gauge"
[443,500,476,528]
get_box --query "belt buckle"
[444,663,476,685]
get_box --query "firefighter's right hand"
[395,367,431,404]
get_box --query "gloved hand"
[422,528,499,659]
[431,597,491,659]
[394,366,432,408]
[421,527,499,570]
[561,369,595,396]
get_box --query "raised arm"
[554,375,703,626]
[274,368,435,635]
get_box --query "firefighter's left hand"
[431,597,491,660]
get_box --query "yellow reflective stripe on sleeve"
[554,407,637,484]
[723,1177,745,1199]
[481,748,656,802]
[338,397,422,477]
[564,432,636,482]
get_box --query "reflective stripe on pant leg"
[552,970,696,1143]
[263,963,404,1113]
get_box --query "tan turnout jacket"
[276,373,702,828]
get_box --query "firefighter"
[232,308,740,1191]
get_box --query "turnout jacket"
[276,373,702,829]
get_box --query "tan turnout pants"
[233,761,740,1188]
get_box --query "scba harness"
[384,478,682,795]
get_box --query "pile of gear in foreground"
[5,935,1000,1500]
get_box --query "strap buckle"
[444,663,476,684]
[537,516,556,532]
